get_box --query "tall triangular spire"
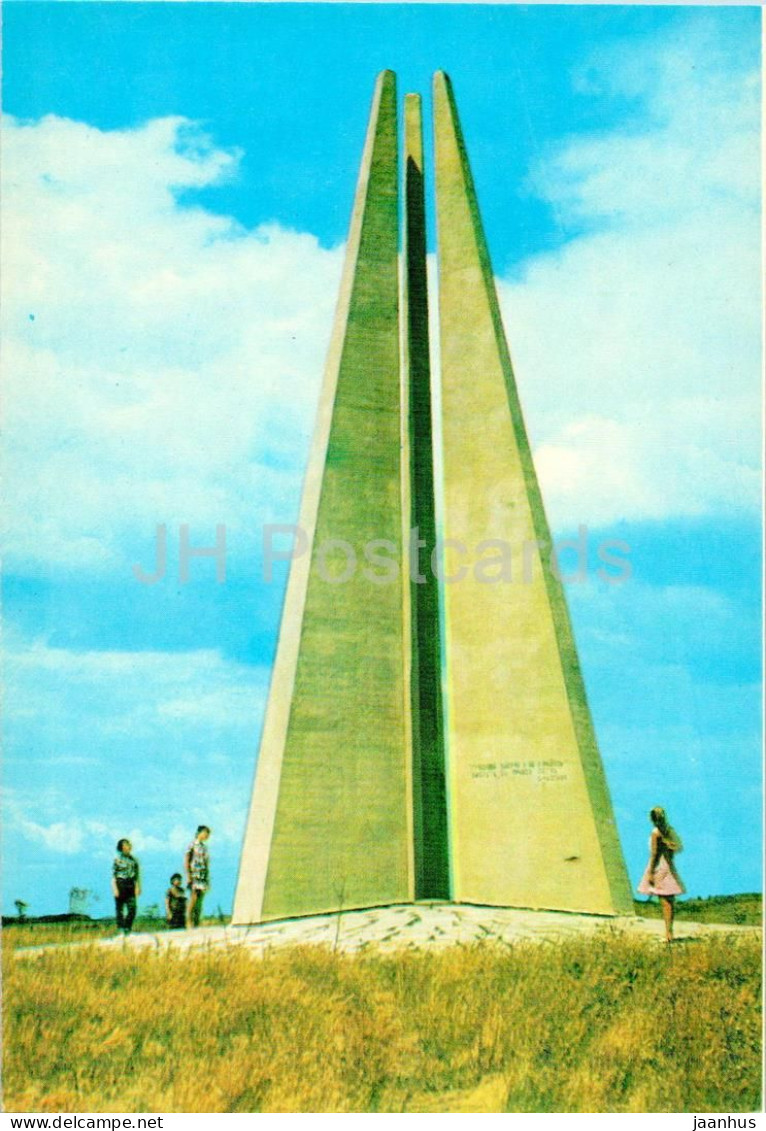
[433,71,632,915]
[233,71,413,924]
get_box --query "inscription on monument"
[469,759,569,784]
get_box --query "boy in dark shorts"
[112,838,140,934]
[165,873,187,929]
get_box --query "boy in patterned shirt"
[112,838,141,934]
[185,825,211,928]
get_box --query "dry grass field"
[3,919,762,1114]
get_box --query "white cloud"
[499,22,761,528]
[7,811,89,855]
[4,635,269,742]
[4,805,241,859]
[2,114,343,573]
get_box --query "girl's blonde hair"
[650,806,683,852]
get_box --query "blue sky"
[2,3,761,916]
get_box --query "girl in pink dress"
[637,806,685,942]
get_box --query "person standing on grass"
[637,806,685,943]
[112,838,141,935]
[185,825,211,927]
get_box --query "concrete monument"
[232,71,633,925]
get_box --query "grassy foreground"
[3,927,762,1113]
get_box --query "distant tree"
[14,900,28,921]
[143,904,160,921]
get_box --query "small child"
[165,873,187,930]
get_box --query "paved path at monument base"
[17,903,759,959]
